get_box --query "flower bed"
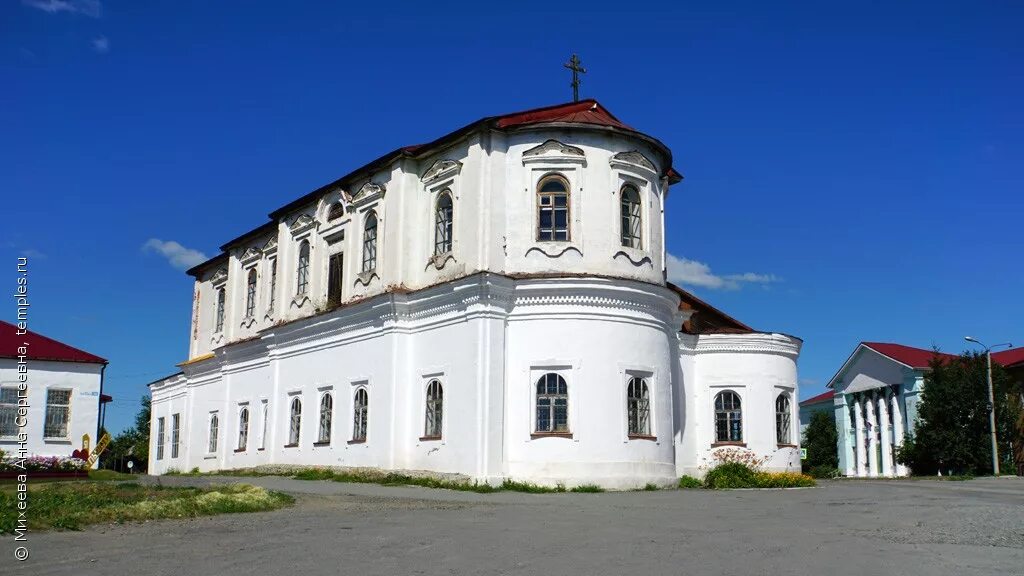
[0,452,87,478]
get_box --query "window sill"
[233,448,246,453]
[257,447,266,451]
[628,434,657,441]
[531,432,573,439]
[283,443,298,448]
[711,442,746,448]
[419,435,442,442]
[347,439,366,445]
[777,443,798,448]
[204,455,216,460]
[43,438,71,444]
[313,441,331,447]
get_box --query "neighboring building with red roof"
[798,389,835,437]
[149,99,804,488]
[1,320,109,464]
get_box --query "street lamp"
[965,336,1012,475]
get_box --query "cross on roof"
[564,54,586,103]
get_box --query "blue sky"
[2,1,1021,434]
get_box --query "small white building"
[1,320,109,462]
[149,100,803,488]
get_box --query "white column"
[854,395,867,477]
[865,391,879,477]
[891,390,906,476]
[878,391,892,477]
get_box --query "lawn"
[0,481,293,533]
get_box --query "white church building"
[148,100,803,488]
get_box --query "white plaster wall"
[0,359,102,462]
[678,333,802,476]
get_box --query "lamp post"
[965,336,1012,476]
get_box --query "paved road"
[8,475,1024,576]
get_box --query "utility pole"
[965,336,1012,475]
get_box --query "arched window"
[362,211,378,272]
[245,268,258,318]
[352,388,368,442]
[268,258,277,311]
[237,407,249,451]
[318,392,333,444]
[328,202,345,221]
[434,191,453,255]
[259,401,269,450]
[288,397,302,446]
[620,184,642,249]
[537,175,569,241]
[215,287,226,332]
[535,373,569,433]
[296,240,310,295]
[208,412,219,453]
[424,380,443,438]
[775,393,792,445]
[714,391,743,443]
[627,377,650,436]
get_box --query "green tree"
[99,395,151,472]
[802,410,838,470]
[898,351,1017,476]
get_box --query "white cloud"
[91,35,109,54]
[142,239,208,271]
[22,0,102,17]
[666,253,780,291]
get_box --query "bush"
[704,463,815,489]
[806,465,840,479]
[677,475,702,489]
[704,462,759,489]
[569,484,604,493]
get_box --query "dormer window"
[328,202,345,221]
[537,175,569,241]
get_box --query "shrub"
[753,472,815,488]
[569,484,604,493]
[704,462,759,489]
[642,483,660,491]
[677,475,702,489]
[806,465,840,479]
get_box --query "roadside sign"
[85,433,111,468]
[800,448,808,460]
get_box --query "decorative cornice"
[610,150,656,172]
[524,245,583,259]
[288,213,318,234]
[262,236,278,254]
[240,246,262,264]
[426,252,456,271]
[210,268,228,286]
[694,333,802,358]
[421,159,463,184]
[522,139,587,167]
[612,250,653,267]
[345,181,386,206]
[355,270,379,287]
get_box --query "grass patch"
[255,467,585,494]
[642,483,661,491]
[88,469,135,481]
[677,475,702,489]
[0,481,292,533]
[569,484,604,493]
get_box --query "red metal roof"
[993,347,1024,368]
[0,320,107,364]
[861,342,955,369]
[495,100,633,131]
[800,390,834,406]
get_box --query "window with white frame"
[424,379,443,438]
[245,268,258,317]
[776,393,792,444]
[296,241,310,295]
[156,416,165,460]
[362,211,378,272]
[714,391,743,443]
[537,175,570,241]
[620,184,642,249]
[626,377,650,436]
[171,413,181,458]
[208,412,219,453]
[215,287,226,332]
[535,373,569,433]
[434,191,453,255]
[287,397,301,446]
[0,387,17,438]
[259,400,268,449]
[352,388,368,442]
[318,392,333,444]
[237,406,249,451]
[43,388,71,439]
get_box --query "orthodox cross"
[564,54,586,102]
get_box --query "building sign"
[85,433,111,468]
[800,448,808,460]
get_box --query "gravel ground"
[6,475,1023,576]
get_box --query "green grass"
[569,484,604,493]
[677,475,702,489]
[88,469,135,481]
[641,483,661,491]
[0,481,293,533]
